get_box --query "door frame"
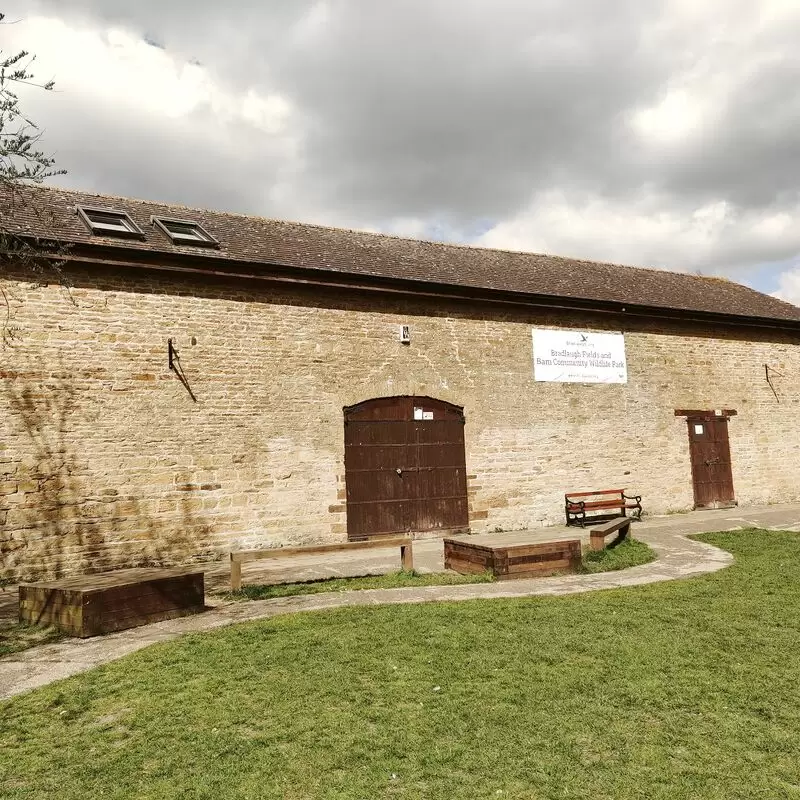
[674,409,737,509]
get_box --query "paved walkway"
[2,503,800,701]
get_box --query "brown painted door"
[344,396,469,539]
[686,416,736,509]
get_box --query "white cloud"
[772,265,800,306]
[478,192,800,274]
[10,16,296,134]
[240,91,292,135]
[631,89,706,145]
[4,13,304,211]
[380,217,430,238]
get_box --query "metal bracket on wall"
[168,338,197,403]
[764,363,783,403]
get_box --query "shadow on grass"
[0,622,65,658]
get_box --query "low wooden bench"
[589,517,631,551]
[230,536,414,591]
[565,488,642,527]
[444,537,582,580]
[18,567,205,638]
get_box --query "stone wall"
[2,263,799,579]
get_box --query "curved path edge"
[0,526,733,701]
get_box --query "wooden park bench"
[564,488,642,527]
[589,517,631,551]
[230,536,414,591]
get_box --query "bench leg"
[230,559,242,592]
[609,522,631,549]
[590,532,605,552]
[401,542,414,572]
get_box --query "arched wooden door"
[343,396,469,540]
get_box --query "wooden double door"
[685,414,736,509]
[343,396,469,540]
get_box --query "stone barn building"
[2,185,800,579]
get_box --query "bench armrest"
[622,493,641,503]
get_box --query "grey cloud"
[267,0,669,221]
[14,0,676,226]
[658,56,800,207]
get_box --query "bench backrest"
[565,489,625,500]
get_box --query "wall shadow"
[1,360,213,581]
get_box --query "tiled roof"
[4,184,800,324]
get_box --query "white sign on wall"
[532,329,627,384]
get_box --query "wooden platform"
[19,567,205,638]
[444,535,582,580]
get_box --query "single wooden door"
[344,396,469,540]
[686,416,736,509]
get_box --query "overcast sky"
[5,1,800,303]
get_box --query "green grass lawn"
[2,530,799,799]
[224,536,656,601]
[579,535,654,573]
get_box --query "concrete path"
[2,503,800,701]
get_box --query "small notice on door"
[414,408,434,420]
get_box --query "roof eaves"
[42,241,800,335]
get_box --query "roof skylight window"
[152,216,219,247]
[77,206,145,238]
